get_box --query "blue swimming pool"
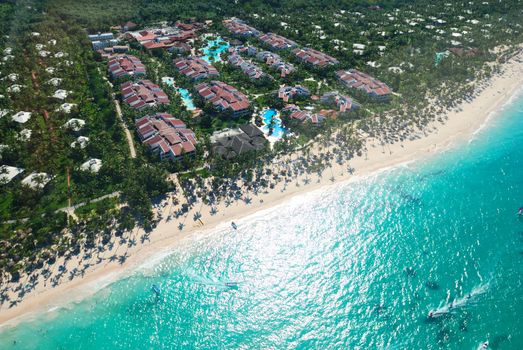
[161,77,196,111]
[261,108,287,140]
[178,88,196,111]
[201,37,230,63]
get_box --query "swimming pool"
[178,88,196,111]
[260,108,287,141]
[201,36,230,63]
[161,77,196,111]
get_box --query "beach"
[2,49,523,328]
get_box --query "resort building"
[227,53,266,80]
[212,124,267,159]
[135,113,197,161]
[283,105,325,125]
[258,33,298,51]
[256,51,295,77]
[292,48,339,68]
[194,81,251,117]
[168,42,192,54]
[336,69,392,101]
[320,92,360,113]
[107,54,146,79]
[223,18,260,37]
[121,80,170,110]
[278,85,310,102]
[88,32,119,51]
[174,57,219,81]
[126,27,197,50]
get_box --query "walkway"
[98,67,137,158]
[113,98,137,158]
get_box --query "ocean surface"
[1,92,523,349]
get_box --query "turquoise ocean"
[1,91,523,349]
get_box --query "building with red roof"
[223,18,261,37]
[194,81,251,117]
[292,48,339,68]
[108,54,146,79]
[278,85,310,102]
[135,113,197,160]
[320,92,360,113]
[174,57,219,81]
[258,33,298,51]
[283,105,325,126]
[121,80,170,110]
[336,69,391,101]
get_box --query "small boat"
[231,222,238,230]
[152,284,161,295]
[225,282,239,289]
[518,207,523,215]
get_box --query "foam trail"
[429,282,489,316]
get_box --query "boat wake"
[428,283,489,318]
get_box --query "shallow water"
[1,93,522,349]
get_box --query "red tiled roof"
[135,113,197,159]
[258,33,297,50]
[336,69,391,97]
[121,80,170,109]
[173,57,219,80]
[292,48,339,67]
[195,81,250,114]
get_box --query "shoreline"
[2,51,523,328]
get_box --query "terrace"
[174,57,219,81]
[121,80,170,110]
[258,33,298,51]
[108,54,146,79]
[292,48,339,68]
[135,113,197,161]
[194,81,251,117]
[336,69,391,101]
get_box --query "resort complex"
[2,2,523,342]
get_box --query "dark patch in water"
[425,281,440,290]
[404,267,416,277]
[490,334,510,349]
